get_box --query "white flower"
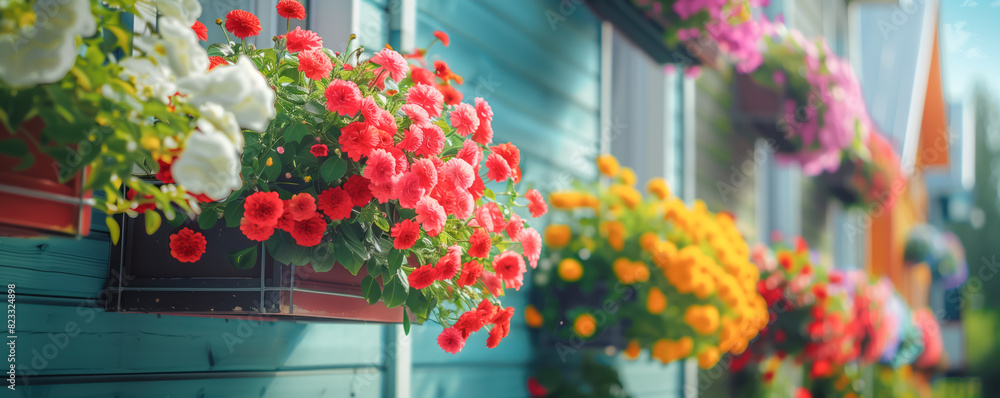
[171,130,242,201]
[177,56,276,132]
[134,16,207,78]
[155,0,202,25]
[118,58,176,103]
[197,102,243,150]
[0,0,96,87]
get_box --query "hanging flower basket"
[732,73,797,152]
[0,117,92,238]
[105,212,404,323]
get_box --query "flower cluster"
[838,132,905,209]
[0,0,273,235]
[163,4,543,353]
[529,154,768,369]
[745,19,874,176]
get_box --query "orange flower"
[623,340,641,360]
[647,177,671,200]
[573,313,596,338]
[684,305,720,335]
[557,258,583,282]
[647,287,667,314]
[524,304,543,328]
[596,154,619,177]
[698,347,721,369]
[544,224,572,248]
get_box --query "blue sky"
[940,1,1000,100]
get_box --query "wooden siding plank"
[17,373,382,398]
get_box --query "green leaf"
[403,309,411,334]
[320,156,347,183]
[388,249,404,274]
[483,188,496,201]
[106,217,120,246]
[207,42,234,57]
[361,275,381,305]
[404,289,431,320]
[197,209,218,230]
[228,245,259,269]
[143,210,161,235]
[262,150,281,181]
[382,272,409,308]
[284,123,309,144]
[374,216,390,232]
[310,244,337,272]
[223,200,244,228]
[366,257,382,278]
[0,138,32,170]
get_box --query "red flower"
[318,187,353,221]
[410,66,435,86]
[298,49,333,80]
[324,80,363,116]
[492,250,526,291]
[240,217,274,241]
[406,83,444,118]
[490,142,521,172]
[156,157,175,183]
[457,260,483,287]
[434,60,462,84]
[342,175,373,207]
[468,228,491,259]
[468,174,485,201]
[276,0,306,19]
[244,191,284,226]
[310,143,329,157]
[290,214,326,247]
[485,153,512,182]
[338,122,380,161]
[208,56,229,71]
[525,189,547,218]
[505,213,524,240]
[480,271,503,297]
[794,236,808,253]
[370,48,409,83]
[486,324,506,348]
[390,219,420,250]
[285,27,322,53]
[169,228,207,263]
[433,30,450,46]
[126,189,156,213]
[437,327,466,354]
[437,83,463,105]
[434,245,462,280]
[415,125,445,158]
[286,193,317,221]
[795,388,812,398]
[225,10,262,39]
[408,264,439,289]
[191,21,208,41]
[527,377,548,397]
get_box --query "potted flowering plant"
[820,132,904,209]
[108,2,546,354]
[734,20,873,176]
[0,0,271,238]
[527,154,767,369]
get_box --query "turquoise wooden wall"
[1,1,686,397]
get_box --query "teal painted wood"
[358,0,392,56]
[13,373,382,398]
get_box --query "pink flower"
[505,213,524,240]
[677,28,701,41]
[406,84,444,118]
[437,327,466,354]
[474,202,506,234]
[773,70,786,86]
[454,141,482,170]
[472,120,493,145]
[325,80,363,116]
[492,250,526,291]
[525,189,547,218]
[450,103,480,137]
[433,186,474,219]
[394,172,428,209]
[440,159,475,190]
[298,49,332,80]
[664,64,677,75]
[370,48,408,84]
[409,264,439,289]
[415,197,447,236]
[684,65,702,78]
[469,228,491,258]
[369,181,395,204]
[480,271,503,297]
[401,103,431,127]
[485,153,512,182]
[397,126,424,152]
[285,27,322,53]
[516,227,541,268]
[363,148,398,185]
[435,245,463,280]
[409,158,438,190]
[415,124,445,158]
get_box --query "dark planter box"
[105,212,404,323]
[533,280,635,351]
[732,73,799,153]
[585,0,707,65]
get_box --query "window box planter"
[0,117,92,238]
[104,212,405,323]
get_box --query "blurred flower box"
[104,212,405,323]
[0,117,92,238]
[731,73,798,153]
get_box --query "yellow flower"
[549,191,583,209]
[647,177,671,200]
[573,313,597,338]
[647,287,667,314]
[613,258,649,284]
[596,154,620,177]
[698,347,721,369]
[266,157,274,167]
[609,184,642,209]
[684,305,720,335]
[623,340,641,360]
[524,304,544,328]
[140,135,161,153]
[601,221,625,251]
[544,224,572,248]
[303,175,312,183]
[639,232,660,252]
[651,337,693,364]
[558,258,584,282]
[619,167,636,186]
